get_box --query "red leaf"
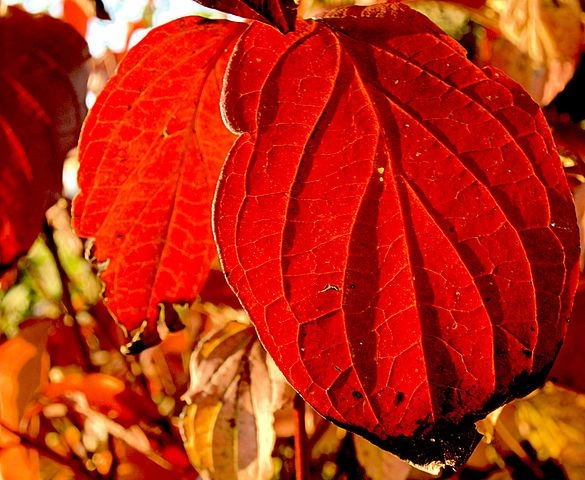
[0,81,55,267]
[0,7,88,267]
[0,7,89,71]
[72,18,246,346]
[193,0,297,33]
[214,4,580,467]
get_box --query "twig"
[307,416,331,452]
[42,222,76,315]
[293,394,310,480]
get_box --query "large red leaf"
[213,4,580,468]
[72,18,246,347]
[0,8,89,268]
[0,79,55,267]
[192,0,297,33]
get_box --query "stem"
[307,416,330,451]
[42,221,93,372]
[293,394,309,480]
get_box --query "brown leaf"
[181,320,289,480]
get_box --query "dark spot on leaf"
[522,349,533,358]
[350,283,356,289]
[228,418,236,428]
[394,391,405,406]
[485,297,491,303]
[352,390,364,400]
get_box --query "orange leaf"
[72,18,246,346]
[0,320,50,480]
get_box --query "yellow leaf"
[353,435,411,480]
[482,0,583,105]
[514,383,585,479]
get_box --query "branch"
[293,394,309,480]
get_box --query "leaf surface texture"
[214,3,580,467]
[73,18,246,342]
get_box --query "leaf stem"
[307,416,330,451]
[293,394,309,480]
[42,220,93,372]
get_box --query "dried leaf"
[181,320,287,480]
[481,0,584,105]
